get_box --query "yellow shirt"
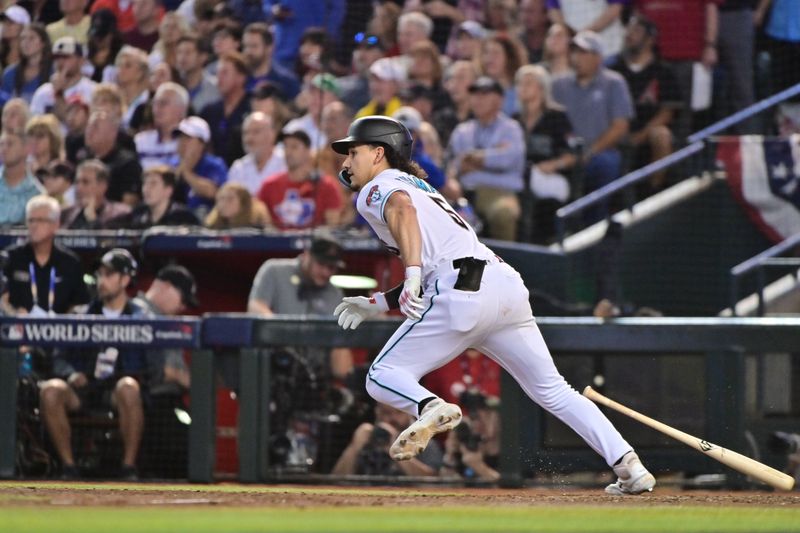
[46,16,91,46]
[355,97,403,119]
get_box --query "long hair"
[14,24,52,96]
[205,182,270,229]
[374,144,428,180]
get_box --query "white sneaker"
[390,399,462,461]
[605,451,656,495]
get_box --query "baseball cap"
[99,248,138,277]
[369,57,406,82]
[173,116,211,142]
[278,128,311,147]
[66,94,89,111]
[156,265,199,308]
[309,235,345,269]
[457,20,486,40]
[571,31,604,55]
[311,72,339,96]
[89,8,118,40]
[392,106,422,132]
[468,76,504,95]
[52,36,84,57]
[0,5,30,25]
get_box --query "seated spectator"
[204,182,270,229]
[91,0,139,33]
[356,57,405,119]
[447,77,525,241]
[477,34,528,117]
[46,0,91,46]
[134,81,188,169]
[148,11,188,70]
[227,111,286,196]
[392,106,446,192]
[120,165,199,229]
[332,403,442,477]
[452,20,486,61]
[175,33,219,115]
[396,11,434,56]
[205,20,241,78]
[87,8,123,83]
[1,97,30,133]
[406,39,450,111]
[0,5,28,70]
[539,22,574,76]
[199,51,250,166]
[60,159,131,229]
[514,65,576,244]
[172,116,228,215]
[283,73,339,151]
[30,37,96,122]
[432,60,478,147]
[1,23,52,103]
[40,159,76,208]
[295,27,333,82]
[552,31,634,221]
[63,95,91,163]
[399,83,436,124]
[366,1,401,56]
[547,0,625,58]
[519,0,549,63]
[87,83,138,153]
[113,46,151,131]
[122,0,161,53]
[608,15,680,195]
[1,194,89,316]
[242,22,300,100]
[249,82,291,130]
[337,33,384,113]
[0,129,43,226]
[317,101,353,180]
[84,110,143,206]
[24,114,63,176]
[257,130,343,230]
[38,248,157,480]
[247,233,353,379]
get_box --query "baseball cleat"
[605,451,656,495]
[390,399,462,461]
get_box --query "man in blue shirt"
[0,129,44,226]
[172,116,227,216]
[242,22,300,100]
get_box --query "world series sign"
[0,316,201,348]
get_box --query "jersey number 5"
[429,195,469,230]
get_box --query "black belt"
[452,257,487,292]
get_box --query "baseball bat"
[583,386,795,491]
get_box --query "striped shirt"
[135,129,178,170]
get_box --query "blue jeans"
[584,149,622,224]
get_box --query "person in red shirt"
[258,130,343,229]
[422,349,501,408]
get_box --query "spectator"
[547,0,625,58]
[317,100,353,180]
[268,0,345,72]
[205,20,241,78]
[432,60,477,147]
[0,129,43,226]
[38,248,155,480]
[355,56,405,119]
[40,159,76,208]
[447,76,525,241]
[90,0,138,33]
[337,33,385,113]
[366,1,401,56]
[242,22,300,101]
[200,51,250,166]
[1,23,52,103]
[113,46,151,130]
[123,0,162,53]
[60,159,131,229]
[392,106,447,193]
[397,11,433,56]
[552,31,634,221]
[148,11,188,70]
[227,111,286,196]
[519,0,549,63]
[30,37,96,121]
[1,194,89,316]
[452,20,486,61]
[757,0,800,101]
[121,165,199,228]
[46,0,90,46]
[87,8,123,83]
[284,73,339,151]
[250,82,291,129]
[514,65,575,244]
[134,81,187,168]
[25,114,63,176]
[63,95,91,164]
[716,1,757,133]
[295,27,333,82]
[174,33,219,114]
[406,40,450,111]
[539,22,573,77]
[204,182,270,229]
[247,233,353,379]
[477,34,528,117]
[257,130,343,230]
[1,97,31,134]
[332,403,442,477]
[172,115,228,214]
[608,16,681,194]
[0,5,30,69]
[84,110,143,206]
[484,0,519,32]
[422,350,501,407]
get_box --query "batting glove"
[399,266,424,320]
[334,293,389,330]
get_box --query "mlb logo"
[366,185,381,206]
[2,324,24,341]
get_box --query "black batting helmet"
[331,116,413,160]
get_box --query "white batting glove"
[334,293,389,330]
[399,266,424,320]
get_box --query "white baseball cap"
[392,106,422,132]
[173,116,211,143]
[369,57,407,82]
[1,5,30,26]
[52,36,84,57]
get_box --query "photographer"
[440,391,500,482]
[332,403,442,477]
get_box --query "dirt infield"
[1,483,798,508]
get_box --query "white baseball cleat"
[605,451,656,495]
[390,399,462,461]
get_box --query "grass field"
[1,482,799,533]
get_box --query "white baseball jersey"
[358,166,635,468]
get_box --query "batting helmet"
[331,116,413,160]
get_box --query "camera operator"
[769,431,800,488]
[440,390,500,482]
[332,403,442,477]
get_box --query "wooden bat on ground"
[583,386,795,491]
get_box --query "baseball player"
[331,116,656,495]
